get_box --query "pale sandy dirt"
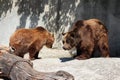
[32,58,120,80]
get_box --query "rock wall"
[0,0,120,57]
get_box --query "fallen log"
[0,48,74,80]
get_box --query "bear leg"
[34,51,41,59]
[98,37,110,57]
[28,41,42,60]
[98,43,109,57]
[29,51,36,60]
[28,43,38,60]
[28,46,41,60]
[75,51,92,60]
[16,53,24,58]
[14,52,24,58]
[75,53,90,60]
[75,47,94,60]
[29,51,40,60]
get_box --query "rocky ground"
[32,58,120,80]
[1,46,120,80]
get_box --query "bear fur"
[9,26,54,60]
[62,19,110,60]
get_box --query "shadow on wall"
[0,0,44,28]
[0,0,13,20]
[15,0,47,29]
[0,0,109,31]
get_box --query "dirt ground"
[1,46,120,80]
[26,47,120,80]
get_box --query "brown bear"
[9,26,54,60]
[62,19,110,60]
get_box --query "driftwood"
[0,47,74,80]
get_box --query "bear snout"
[63,46,71,50]
[63,46,67,50]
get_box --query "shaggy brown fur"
[9,26,54,60]
[62,19,110,60]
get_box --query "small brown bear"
[9,26,54,60]
[62,19,110,60]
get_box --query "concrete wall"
[0,0,120,57]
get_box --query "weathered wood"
[0,47,74,80]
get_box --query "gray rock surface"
[31,47,120,80]
[32,58,120,80]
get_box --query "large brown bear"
[9,26,54,60]
[62,19,110,60]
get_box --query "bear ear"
[70,31,80,38]
[75,20,84,27]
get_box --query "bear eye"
[66,39,71,43]
[70,32,75,38]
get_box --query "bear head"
[62,31,80,50]
[46,33,55,48]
